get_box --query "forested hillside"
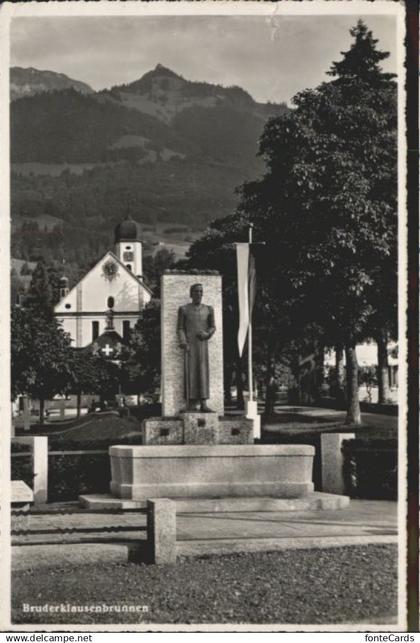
[11,64,289,275]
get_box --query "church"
[54,216,152,359]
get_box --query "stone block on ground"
[147,498,176,564]
[12,435,48,504]
[11,480,33,505]
[321,432,355,495]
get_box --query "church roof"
[114,215,139,243]
[108,251,153,295]
[53,249,152,313]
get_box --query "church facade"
[54,216,152,358]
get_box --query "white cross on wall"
[102,344,114,357]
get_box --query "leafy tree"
[11,306,75,423]
[359,365,378,404]
[233,20,397,424]
[20,262,32,276]
[123,299,161,396]
[67,349,122,413]
[143,248,176,296]
[185,215,298,411]
[11,270,25,307]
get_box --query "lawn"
[12,544,397,625]
[49,413,141,445]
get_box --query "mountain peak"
[116,64,185,96]
[153,64,179,77]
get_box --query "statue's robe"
[177,303,215,400]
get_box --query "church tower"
[59,275,69,299]
[114,215,143,279]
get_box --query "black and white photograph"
[0,0,407,632]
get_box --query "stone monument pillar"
[141,271,253,446]
[161,272,224,417]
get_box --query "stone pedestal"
[161,273,224,417]
[13,436,48,504]
[142,413,254,445]
[110,444,315,500]
[246,400,261,440]
[142,418,184,445]
[183,412,218,444]
[321,432,355,495]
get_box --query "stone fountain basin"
[109,444,315,500]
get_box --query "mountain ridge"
[10,66,94,101]
[10,65,289,273]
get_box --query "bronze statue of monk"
[177,283,216,412]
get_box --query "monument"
[106,270,316,502]
[177,283,215,413]
[140,271,252,445]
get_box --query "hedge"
[342,438,398,500]
[48,452,111,502]
[11,454,33,488]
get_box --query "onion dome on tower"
[114,214,143,278]
[114,215,140,243]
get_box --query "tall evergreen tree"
[327,20,395,84]
[25,259,54,319]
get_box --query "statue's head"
[190,283,203,305]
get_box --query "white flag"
[236,243,249,357]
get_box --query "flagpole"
[248,224,253,403]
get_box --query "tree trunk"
[39,397,45,425]
[335,344,345,401]
[344,343,361,425]
[264,355,276,415]
[77,392,81,418]
[376,330,390,404]
[314,342,325,402]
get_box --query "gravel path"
[12,544,397,625]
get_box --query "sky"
[10,14,398,104]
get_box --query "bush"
[48,452,111,502]
[342,438,397,500]
[48,435,143,451]
[11,454,33,487]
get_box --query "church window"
[123,320,131,340]
[125,246,132,250]
[123,251,134,262]
[126,264,132,271]
[107,296,115,309]
[65,303,71,309]
[92,321,99,341]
